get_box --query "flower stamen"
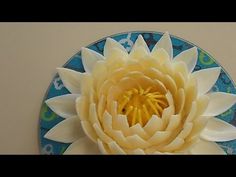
[125,106,134,116]
[142,104,150,122]
[117,86,168,126]
[132,107,138,126]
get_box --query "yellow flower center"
[117,86,168,127]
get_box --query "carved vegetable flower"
[44,32,236,154]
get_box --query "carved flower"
[44,32,236,154]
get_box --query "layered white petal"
[151,48,170,64]
[185,102,197,123]
[126,135,150,149]
[166,115,181,131]
[105,48,128,62]
[129,124,149,139]
[152,32,173,59]
[45,94,79,118]
[57,68,83,94]
[130,35,150,56]
[161,137,185,152]
[130,46,149,59]
[129,148,145,154]
[44,116,85,143]
[178,122,193,139]
[148,131,171,145]
[81,47,104,73]
[64,136,100,154]
[203,92,236,116]
[189,139,226,154]
[113,114,130,136]
[81,120,98,143]
[200,117,236,142]
[192,67,221,96]
[97,139,110,154]
[174,47,198,73]
[93,123,113,143]
[144,115,164,135]
[104,37,127,57]
[130,35,150,59]
[108,141,126,154]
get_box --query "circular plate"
[39,31,236,154]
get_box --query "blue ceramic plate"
[39,31,236,154]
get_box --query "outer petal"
[81,47,104,73]
[174,47,198,73]
[189,139,226,154]
[150,48,170,65]
[203,92,236,116]
[104,37,127,57]
[152,31,173,59]
[44,116,85,143]
[192,67,221,96]
[130,35,150,55]
[57,68,83,94]
[45,94,79,118]
[200,117,236,142]
[64,137,100,154]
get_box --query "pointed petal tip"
[204,92,236,117]
[44,94,79,119]
[137,34,144,39]
[43,116,85,143]
[45,98,49,104]
[56,67,65,73]
[63,136,100,154]
[136,35,147,45]
[191,46,198,54]
[43,132,49,139]
[81,47,104,72]
[210,66,221,73]
[193,67,222,96]
[163,31,170,36]
[56,67,63,71]
[56,67,75,73]
[104,37,127,57]
[152,31,173,59]
[216,66,222,71]
[81,47,89,53]
[193,47,198,56]
[130,35,150,55]
[43,131,54,141]
[45,97,54,107]
[174,46,198,73]
[106,37,115,42]
[211,66,221,77]
[81,47,97,56]
[201,117,236,142]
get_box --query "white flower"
[44,32,236,154]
